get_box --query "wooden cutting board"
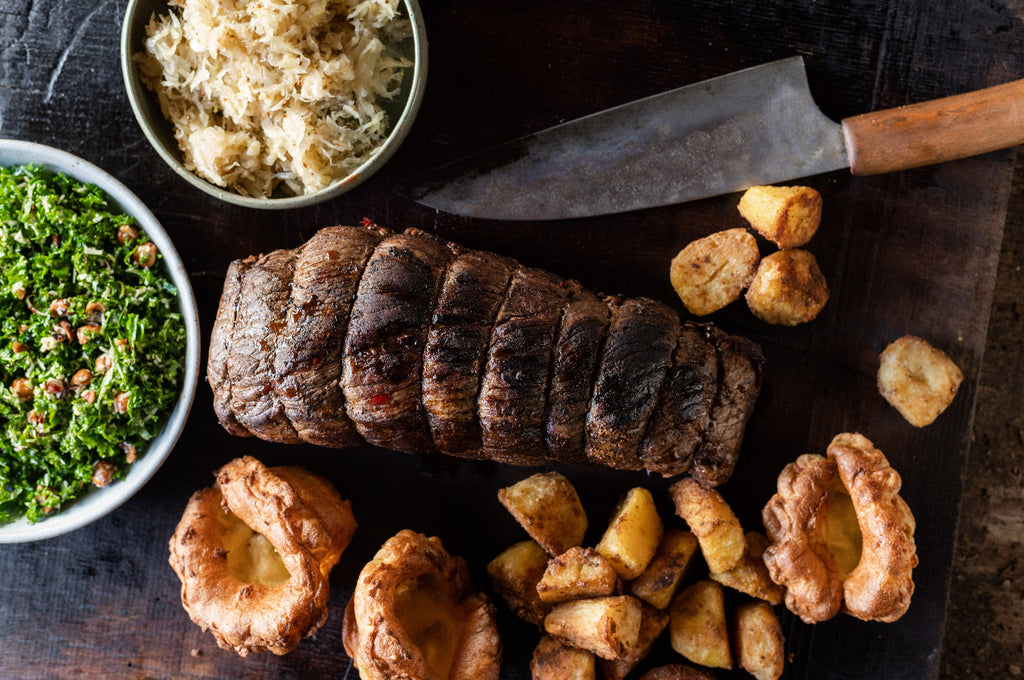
[1,0,1022,678]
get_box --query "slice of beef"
[342,229,455,453]
[639,323,718,477]
[225,248,302,443]
[422,250,515,458]
[585,297,679,470]
[691,327,765,487]
[544,291,614,463]
[479,267,578,465]
[208,256,255,438]
[274,225,389,447]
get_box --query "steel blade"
[408,56,848,220]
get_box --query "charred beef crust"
[342,229,455,454]
[585,297,679,470]
[422,250,515,458]
[479,268,579,465]
[544,291,614,464]
[209,225,763,484]
[274,226,389,447]
[225,249,302,443]
[691,328,764,487]
[639,323,718,477]
[208,256,255,438]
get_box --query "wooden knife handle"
[841,77,1024,176]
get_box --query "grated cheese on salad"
[136,0,412,198]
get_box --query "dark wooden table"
[2,1,1023,678]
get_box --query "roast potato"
[733,601,785,680]
[738,184,822,248]
[629,528,700,610]
[487,540,551,625]
[498,472,588,557]
[670,228,760,316]
[877,334,963,427]
[537,547,621,604]
[744,249,829,326]
[531,634,597,680]
[544,595,644,660]
[709,531,784,604]
[668,580,732,670]
[596,486,665,580]
[670,478,745,573]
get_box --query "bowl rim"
[119,0,428,210]
[0,139,201,543]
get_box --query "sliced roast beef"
[422,250,515,458]
[274,226,389,447]
[585,298,679,470]
[342,229,455,453]
[225,249,302,443]
[691,328,764,487]
[544,291,614,464]
[479,267,579,465]
[208,256,255,438]
[639,323,718,476]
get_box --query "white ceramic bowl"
[0,139,200,543]
[120,0,428,210]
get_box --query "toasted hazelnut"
[85,301,106,323]
[48,298,70,318]
[77,324,101,344]
[114,391,130,414]
[53,322,73,343]
[44,379,67,400]
[70,369,93,388]
[10,378,33,402]
[11,341,29,353]
[81,389,97,404]
[91,460,117,487]
[94,355,112,374]
[117,224,139,244]
[133,242,158,268]
[120,441,137,464]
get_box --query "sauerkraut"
[137,0,412,198]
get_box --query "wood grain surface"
[1,1,1023,679]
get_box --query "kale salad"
[0,165,186,523]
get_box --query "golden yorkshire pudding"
[761,433,917,623]
[168,456,356,655]
[343,529,501,680]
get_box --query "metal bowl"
[119,0,427,210]
[0,139,201,543]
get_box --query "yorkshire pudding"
[761,433,917,623]
[168,456,356,655]
[343,529,501,680]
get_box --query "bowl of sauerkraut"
[120,0,427,209]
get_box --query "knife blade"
[407,56,1024,220]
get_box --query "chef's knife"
[408,56,1024,220]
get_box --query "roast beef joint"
[208,225,763,486]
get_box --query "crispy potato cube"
[738,185,822,248]
[878,335,963,427]
[709,531,784,604]
[629,528,699,609]
[638,664,718,680]
[499,472,588,557]
[596,487,665,580]
[670,228,760,316]
[669,478,745,573]
[544,595,643,661]
[531,634,597,680]
[668,580,732,670]
[537,547,621,604]
[487,540,551,625]
[733,601,785,680]
[599,604,670,680]
[744,249,829,326]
